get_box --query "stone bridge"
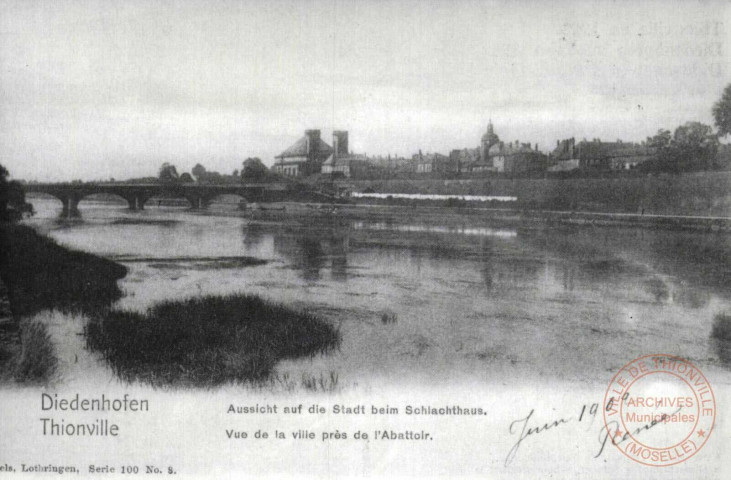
[24,182,337,216]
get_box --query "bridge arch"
[145,194,195,209]
[206,193,249,209]
[76,192,132,209]
[25,192,65,215]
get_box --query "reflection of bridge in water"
[24,182,337,216]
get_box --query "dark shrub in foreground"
[2,224,127,317]
[85,294,341,387]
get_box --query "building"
[412,151,451,174]
[548,138,580,172]
[548,138,655,172]
[367,154,411,173]
[456,121,546,175]
[480,121,500,163]
[321,131,370,178]
[487,140,546,176]
[604,142,656,170]
[272,129,333,177]
[449,148,481,173]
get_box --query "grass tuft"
[13,320,57,383]
[381,310,398,325]
[85,294,341,387]
[301,371,339,392]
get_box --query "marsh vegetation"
[85,294,341,387]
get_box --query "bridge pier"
[125,195,146,211]
[186,195,210,210]
[60,195,80,218]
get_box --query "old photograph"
[0,0,730,478]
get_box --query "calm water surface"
[24,197,731,389]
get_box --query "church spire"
[481,119,499,149]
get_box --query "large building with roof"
[272,129,334,177]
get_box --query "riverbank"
[0,223,129,383]
[340,170,731,217]
[0,223,342,387]
[243,202,731,233]
[2,224,128,318]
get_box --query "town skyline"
[2,0,728,182]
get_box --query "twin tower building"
[272,129,352,178]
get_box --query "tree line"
[640,84,731,173]
[158,158,275,184]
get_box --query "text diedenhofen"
[40,393,149,437]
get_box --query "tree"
[712,83,731,138]
[191,163,206,181]
[647,129,671,150]
[158,163,179,183]
[642,123,719,173]
[241,158,268,182]
[0,163,34,222]
[671,122,719,171]
[179,172,194,183]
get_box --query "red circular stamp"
[602,354,716,466]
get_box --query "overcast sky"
[1,0,729,181]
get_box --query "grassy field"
[85,294,341,387]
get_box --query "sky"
[1,0,729,181]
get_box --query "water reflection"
[490,258,544,287]
[353,221,517,238]
[674,287,711,309]
[242,222,266,250]
[254,218,726,310]
[329,233,349,282]
[272,227,350,282]
[562,263,576,291]
[480,241,494,292]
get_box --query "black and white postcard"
[1,0,730,478]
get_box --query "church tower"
[480,120,500,162]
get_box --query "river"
[22,196,731,390]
